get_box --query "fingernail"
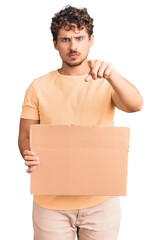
[86,75,90,80]
[85,75,93,81]
[36,157,39,160]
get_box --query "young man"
[18,5,143,240]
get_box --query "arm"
[18,118,40,173]
[109,70,143,113]
[85,59,143,113]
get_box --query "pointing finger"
[85,60,95,81]
[88,60,95,69]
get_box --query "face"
[53,24,94,67]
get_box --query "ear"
[53,39,58,50]
[89,34,94,48]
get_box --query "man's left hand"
[85,59,114,82]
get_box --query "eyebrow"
[60,35,86,39]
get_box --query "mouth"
[68,53,80,58]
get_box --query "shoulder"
[27,70,57,93]
[25,70,56,96]
[33,70,56,85]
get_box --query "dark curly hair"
[50,5,94,43]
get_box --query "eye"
[76,37,83,41]
[62,38,70,42]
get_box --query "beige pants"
[32,196,121,240]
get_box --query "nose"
[69,39,77,51]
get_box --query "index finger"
[88,60,95,70]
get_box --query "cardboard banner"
[30,124,130,195]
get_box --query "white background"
[0,0,161,239]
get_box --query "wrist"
[106,68,118,83]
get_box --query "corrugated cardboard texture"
[30,125,130,195]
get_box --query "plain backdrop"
[0,0,161,239]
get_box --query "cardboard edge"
[126,128,130,196]
[128,127,130,152]
[30,125,34,195]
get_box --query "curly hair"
[50,5,94,43]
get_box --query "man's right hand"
[23,150,40,173]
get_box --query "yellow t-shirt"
[20,69,116,210]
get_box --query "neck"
[58,59,91,76]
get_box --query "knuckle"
[98,72,103,78]
[25,161,29,166]
[25,155,31,161]
[91,71,97,79]
[104,73,109,78]
[24,155,28,160]
[23,150,30,155]
[98,74,102,78]
[28,150,33,155]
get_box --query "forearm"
[18,138,30,158]
[108,69,143,111]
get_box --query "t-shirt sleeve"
[20,79,40,120]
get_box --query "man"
[18,5,143,240]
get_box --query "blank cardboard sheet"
[30,125,130,195]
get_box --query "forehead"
[58,24,88,38]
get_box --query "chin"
[65,60,84,67]
[65,59,85,67]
